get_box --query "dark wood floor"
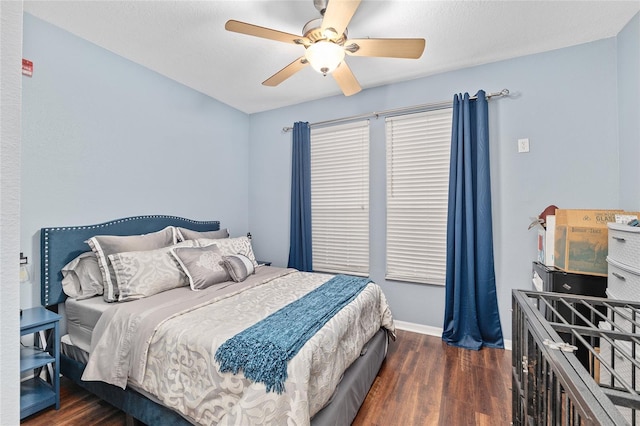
[22,330,512,425]
[352,330,512,426]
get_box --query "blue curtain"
[442,91,504,350]
[287,122,313,271]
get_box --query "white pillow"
[86,226,177,302]
[61,252,104,300]
[176,227,229,242]
[108,240,196,302]
[221,254,255,282]
[171,244,231,290]
[195,236,258,267]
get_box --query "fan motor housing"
[302,18,347,45]
[313,0,328,15]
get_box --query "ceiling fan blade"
[332,61,361,96]
[262,57,309,86]
[321,0,362,37]
[225,20,308,45]
[345,38,426,59]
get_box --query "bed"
[40,215,394,425]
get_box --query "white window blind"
[385,108,452,285]
[311,121,369,275]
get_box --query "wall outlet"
[518,138,530,153]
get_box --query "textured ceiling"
[23,1,640,114]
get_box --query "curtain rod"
[282,89,510,132]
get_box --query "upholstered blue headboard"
[40,215,220,307]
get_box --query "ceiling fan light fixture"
[226,0,424,96]
[322,27,339,40]
[305,41,345,76]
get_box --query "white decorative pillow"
[176,227,229,242]
[108,240,196,302]
[221,254,255,282]
[171,244,230,290]
[86,226,177,302]
[195,236,258,267]
[61,252,104,300]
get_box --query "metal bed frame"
[513,290,640,425]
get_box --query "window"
[310,121,369,275]
[385,108,453,285]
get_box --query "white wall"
[248,38,623,340]
[20,14,252,309]
[0,1,23,423]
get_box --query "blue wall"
[618,13,640,210]
[249,37,624,340]
[20,14,251,308]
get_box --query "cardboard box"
[534,215,556,267]
[537,229,545,264]
[554,209,622,276]
[544,215,555,266]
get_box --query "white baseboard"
[394,320,512,351]
[394,320,442,336]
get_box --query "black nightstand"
[20,307,61,419]
[257,260,272,266]
[532,261,607,371]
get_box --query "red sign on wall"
[22,58,33,77]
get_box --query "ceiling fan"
[225,0,426,96]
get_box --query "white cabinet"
[607,223,640,301]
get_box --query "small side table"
[256,260,272,266]
[20,306,61,419]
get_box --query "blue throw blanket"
[214,274,371,393]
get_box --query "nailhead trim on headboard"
[41,215,221,307]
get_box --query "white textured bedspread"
[83,267,394,425]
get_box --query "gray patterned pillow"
[221,254,255,282]
[86,226,177,302]
[108,240,196,302]
[171,244,231,290]
[61,252,104,300]
[176,227,229,242]
[195,236,258,267]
